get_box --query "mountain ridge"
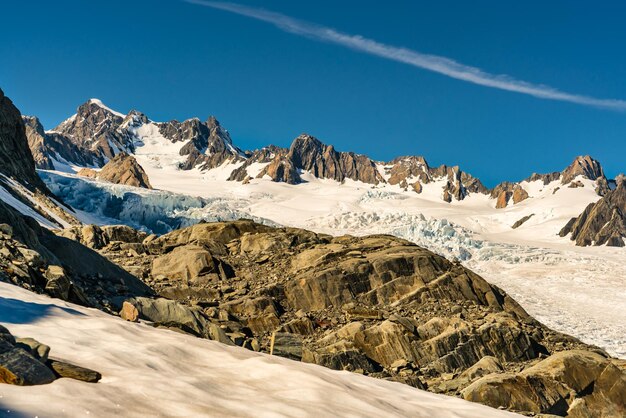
[26,98,617,206]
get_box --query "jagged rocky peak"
[55,98,124,139]
[159,116,244,171]
[78,152,152,189]
[51,98,134,162]
[561,155,605,184]
[559,181,626,247]
[384,156,486,201]
[286,133,385,185]
[492,155,608,209]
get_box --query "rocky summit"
[48,219,626,416]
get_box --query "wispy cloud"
[186,0,626,111]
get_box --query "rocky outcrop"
[0,90,80,229]
[0,195,152,311]
[383,157,486,201]
[462,350,626,417]
[60,218,617,417]
[512,214,534,229]
[256,155,301,184]
[78,152,152,188]
[0,325,100,385]
[559,182,626,247]
[491,182,529,209]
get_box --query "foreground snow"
[0,282,518,418]
[39,170,626,359]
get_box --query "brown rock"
[47,358,101,383]
[120,301,139,322]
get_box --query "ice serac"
[559,181,626,247]
[78,152,152,189]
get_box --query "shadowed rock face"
[78,152,152,189]
[0,89,48,191]
[559,182,626,247]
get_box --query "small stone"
[119,301,139,322]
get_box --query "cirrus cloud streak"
[186,0,626,111]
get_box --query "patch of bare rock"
[78,152,152,189]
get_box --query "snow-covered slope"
[0,282,519,418]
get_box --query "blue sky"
[2,0,625,186]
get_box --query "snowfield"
[37,164,626,359]
[0,282,519,418]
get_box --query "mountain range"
[22,98,626,247]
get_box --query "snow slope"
[0,282,519,418]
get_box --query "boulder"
[0,340,56,385]
[119,301,139,322]
[459,356,503,382]
[151,245,218,284]
[44,265,71,300]
[47,358,102,383]
[126,297,208,336]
